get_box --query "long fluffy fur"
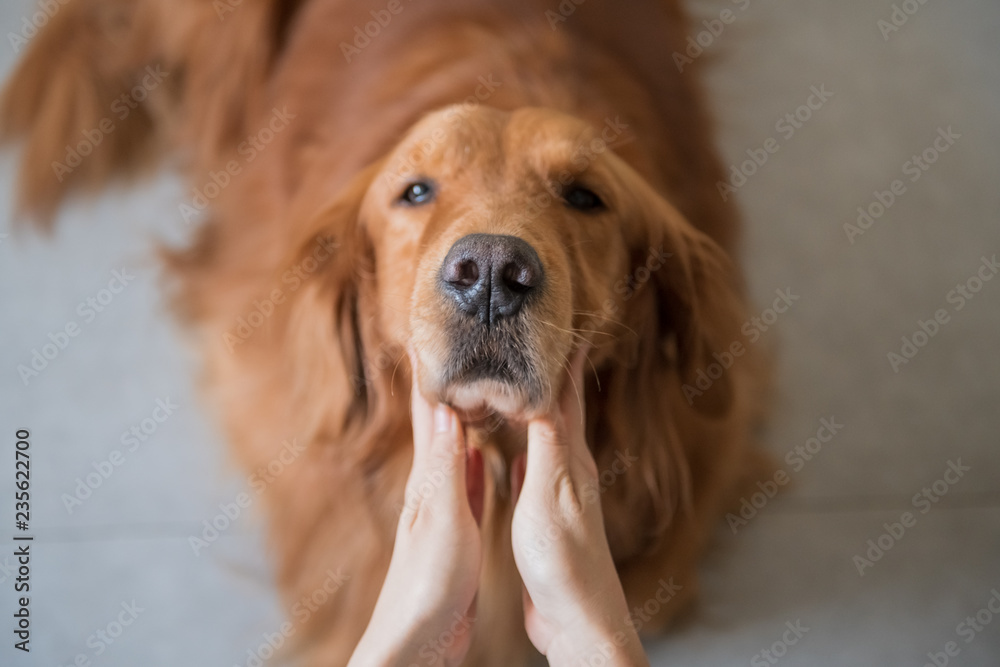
[2,1,768,664]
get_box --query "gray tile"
[3,534,284,667]
[698,0,1000,500]
[646,508,1000,666]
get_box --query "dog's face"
[362,107,635,419]
[296,105,737,433]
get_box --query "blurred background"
[1,0,998,665]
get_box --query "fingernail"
[434,405,451,433]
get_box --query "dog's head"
[289,105,741,460]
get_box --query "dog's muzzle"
[435,233,546,412]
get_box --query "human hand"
[510,347,649,667]
[348,361,485,667]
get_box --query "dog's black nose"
[440,234,544,325]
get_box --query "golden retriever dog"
[3,0,765,663]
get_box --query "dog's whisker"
[544,326,590,345]
[538,319,612,343]
[585,351,601,392]
[564,355,586,423]
[572,311,638,338]
[570,327,616,339]
[389,350,408,397]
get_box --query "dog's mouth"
[413,231,553,420]
[434,322,545,420]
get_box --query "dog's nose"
[440,233,544,325]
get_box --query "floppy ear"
[279,160,401,464]
[584,168,748,558]
[619,175,745,418]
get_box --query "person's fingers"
[521,586,536,628]
[524,411,570,499]
[409,362,435,452]
[523,345,593,496]
[426,405,467,500]
[520,585,556,655]
[406,356,468,514]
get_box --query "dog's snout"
[440,233,544,325]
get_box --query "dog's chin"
[414,328,550,423]
[445,379,534,424]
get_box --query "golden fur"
[3,0,766,664]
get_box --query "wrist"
[546,619,648,667]
[350,598,429,667]
[349,624,411,667]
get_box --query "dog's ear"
[582,168,748,556]
[1,0,303,224]
[620,173,745,418]
[280,160,397,461]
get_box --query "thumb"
[407,374,467,515]
[522,345,592,496]
[523,412,570,498]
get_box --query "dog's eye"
[563,186,605,212]
[399,181,435,206]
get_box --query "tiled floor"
[1,0,998,665]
